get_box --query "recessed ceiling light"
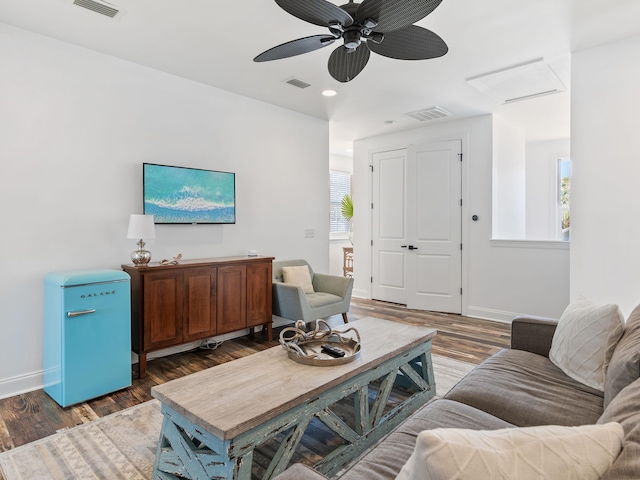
[384,120,397,124]
[322,89,337,97]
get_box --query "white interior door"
[371,141,462,314]
[371,149,408,305]
[406,140,462,313]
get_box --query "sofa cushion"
[445,349,604,427]
[395,423,624,480]
[598,377,640,480]
[282,265,314,294]
[339,399,513,480]
[549,295,624,391]
[604,303,640,408]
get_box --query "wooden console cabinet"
[122,256,273,378]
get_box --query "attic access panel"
[467,59,566,104]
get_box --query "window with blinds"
[330,170,351,234]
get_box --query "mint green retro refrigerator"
[43,269,132,407]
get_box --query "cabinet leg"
[266,322,273,342]
[138,353,147,379]
[342,313,349,324]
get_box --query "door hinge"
[460,243,463,250]
[371,277,373,283]
[460,287,463,294]
[460,198,463,206]
[371,240,373,246]
[370,165,374,172]
[371,202,374,209]
[458,153,463,161]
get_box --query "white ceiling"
[2,0,640,156]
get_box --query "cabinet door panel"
[143,271,183,350]
[217,265,247,334]
[183,267,217,341]
[247,261,272,327]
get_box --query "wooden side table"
[343,246,354,277]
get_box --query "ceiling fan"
[254,0,448,83]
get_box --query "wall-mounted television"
[143,163,236,224]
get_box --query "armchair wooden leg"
[342,312,349,323]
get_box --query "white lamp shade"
[127,214,156,239]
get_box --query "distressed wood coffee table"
[151,317,437,480]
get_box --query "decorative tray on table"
[279,319,361,366]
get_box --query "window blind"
[330,170,351,234]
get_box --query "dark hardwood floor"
[0,298,510,454]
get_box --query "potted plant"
[341,194,353,245]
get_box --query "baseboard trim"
[0,370,43,400]
[352,289,370,299]
[1,327,272,400]
[465,306,516,324]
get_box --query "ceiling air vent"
[404,106,452,122]
[70,0,123,19]
[284,77,311,89]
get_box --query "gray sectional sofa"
[275,304,640,480]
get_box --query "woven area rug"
[0,354,474,480]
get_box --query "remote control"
[321,344,346,358]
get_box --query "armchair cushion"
[282,265,314,294]
[307,292,343,309]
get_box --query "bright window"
[330,170,351,234]
[558,158,571,241]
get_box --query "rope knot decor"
[279,319,361,366]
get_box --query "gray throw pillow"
[598,377,640,480]
[604,303,640,408]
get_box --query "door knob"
[408,245,418,250]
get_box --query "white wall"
[571,35,640,317]
[0,24,330,398]
[353,116,569,322]
[329,154,353,277]
[525,139,570,240]
[492,116,526,239]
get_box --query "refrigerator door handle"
[67,309,97,318]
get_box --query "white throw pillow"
[549,295,624,391]
[395,422,624,480]
[281,265,314,294]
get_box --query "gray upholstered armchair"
[272,259,354,324]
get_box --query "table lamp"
[127,214,155,266]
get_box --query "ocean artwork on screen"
[143,163,236,224]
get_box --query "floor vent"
[71,0,121,18]
[284,77,312,89]
[404,106,452,122]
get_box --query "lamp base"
[131,239,152,266]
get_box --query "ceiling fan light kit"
[254,0,448,83]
